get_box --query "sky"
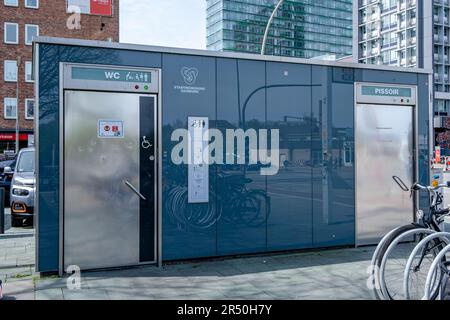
[119,0,207,49]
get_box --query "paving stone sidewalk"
[0,231,376,300]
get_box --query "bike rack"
[379,228,435,300]
[424,243,450,300]
[403,232,450,300]
[370,226,405,300]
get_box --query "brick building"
[0,0,119,154]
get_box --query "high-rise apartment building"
[354,0,450,153]
[206,0,353,59]
[0,0,119,154]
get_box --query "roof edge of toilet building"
[33,36,432,74]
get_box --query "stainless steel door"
[64,91,149,270]
[356,104,414,246]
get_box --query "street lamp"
[16,56,21,154]
[261,0,285,55]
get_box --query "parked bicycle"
[370,177,450,300]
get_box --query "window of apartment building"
[25,24,38,45]
[25,0,38,8]
[4,98,17,119]
[4,60,17,82]
[25,99,34,119]
[4,23,19,44]
[4,0,18,6]
[25,61,33,82]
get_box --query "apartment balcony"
[409,37,417,45]
[409,18,417,26]
[435,53,441,62]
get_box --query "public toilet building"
[33,37,432,274]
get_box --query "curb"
[0,233,35,239]
[0,264,35,270]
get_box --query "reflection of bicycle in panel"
[217,172,270,228]
[164,171,270,230]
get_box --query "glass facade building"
[207,0,353,59]
[355,0,418,67]
[354,0,450,154]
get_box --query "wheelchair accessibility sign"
[98,120,124,138]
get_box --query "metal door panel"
[64,91,142,270]
[356,104,414,246]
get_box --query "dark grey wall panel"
[216,58,267,255]
[266,62,313,250]
[161,53,217,260]
[312,66,355,247]
[355,69,418,85]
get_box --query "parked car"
[10,148,35,227]
[0,158,17,206]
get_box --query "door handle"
[124,180,147,201]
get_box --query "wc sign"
[72,66,152,84]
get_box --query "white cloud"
[120,0,206,49]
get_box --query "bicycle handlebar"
[435,207,450,216]
[412,182,450,192]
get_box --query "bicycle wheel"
[424,243,450,300]
[403,232,450,300]
[236,190,269,227]
[370,224,419,300]
[379,227,436,300]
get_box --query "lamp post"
[16,56,21,154]
[261,0,285,55]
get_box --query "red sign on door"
[90,0,112,16]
